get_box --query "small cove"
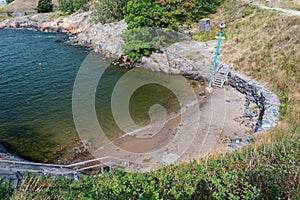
[0,29,188,163]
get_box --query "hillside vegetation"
[0,0,299,199]
[194,0,299,124]
[252,0,300,11]
[5,0,58,13]
[6,0,37,13]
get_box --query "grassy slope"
[6,0,37,13]
[0,5,7,24]
[194,0,299,124]
[1,0,300,199]
[6,0,58,13]
[252,0,300,11]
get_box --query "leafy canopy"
[125,0,224,30]
[58,0,90,13]
[93,0,129,24]
[122,0,224,61]
[37,0,53,13]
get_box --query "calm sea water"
[0,29,182,163]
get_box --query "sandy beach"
[80,84,252,172]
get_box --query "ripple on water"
[0,29,186,163]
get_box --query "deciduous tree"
[37,0,53,13]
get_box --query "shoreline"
[0,12,280,170]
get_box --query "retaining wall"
[218,63,280,132]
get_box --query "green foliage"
[121,27,190,61]
[0,179,13,200]
[37,0,53,13]
[122,0,224,60]
[93,0,129,24]
[6,0,14,4]
[8,131,299,199]
[125,0,224,30]
[58,0,90,13]
[2,0,300,199]
[125,1,177,30]
[121,28,164,61]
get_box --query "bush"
[125,0,224,30]
[37,0,53,13]
[93,0,129,24]
[122,0,225,60]
[125,1,178,30]
[0,179,13,200]
[58,0,90,13]
[121,27,190,61]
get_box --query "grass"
[252,0,300,11]
[49,11,69,20]
[0,16,8,22]
[0,4,7,13]
[6,0,37,13]
[0,0,299,199]
[194,0,299,123]
[2,126,298,199]
[0,5,8,22]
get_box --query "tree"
[37,0,53,13]
[58,0,90,13]
[93,0,129,24]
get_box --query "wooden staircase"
[0,156,141,186]
[66,156,141,175]
[213,63,231,88]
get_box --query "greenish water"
[0,29,183,163]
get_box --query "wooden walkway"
[0,156,141,186]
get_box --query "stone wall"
[223,63,280,132]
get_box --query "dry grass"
[251,0,300,11]
[194,0,300,122]
[11,176,53,200]
[6,0,37,13]
[193,0,300,167]
[0,4,7,13]
[6,0,58,13]
[0,5,8,22]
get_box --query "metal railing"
[0,156,141,175]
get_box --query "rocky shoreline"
[0,12,124,56]
[0,11,280,168]
[0,11,216,76]
[0,145,24,161]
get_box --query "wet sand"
[79,84,252,172]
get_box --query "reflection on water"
[0,29,186,163]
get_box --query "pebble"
[224,62,280,133]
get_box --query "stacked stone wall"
[226,67,280,132]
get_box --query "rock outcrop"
[1,11,213,72]
[0,11,127,57]
[136,40,216,76]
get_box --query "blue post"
[209,31,223,88]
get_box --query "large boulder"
[59,11,92,34]
[137,40,217,78]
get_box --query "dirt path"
[245,1,300,16]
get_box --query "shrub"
[125,1,178,30]
[93,0,129,24]
[121,27,190,61]
[0,179,13,200]
[58,0,90,13]
[125,0,224,30]
[37,0,53,13]
[122,0,224,60]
